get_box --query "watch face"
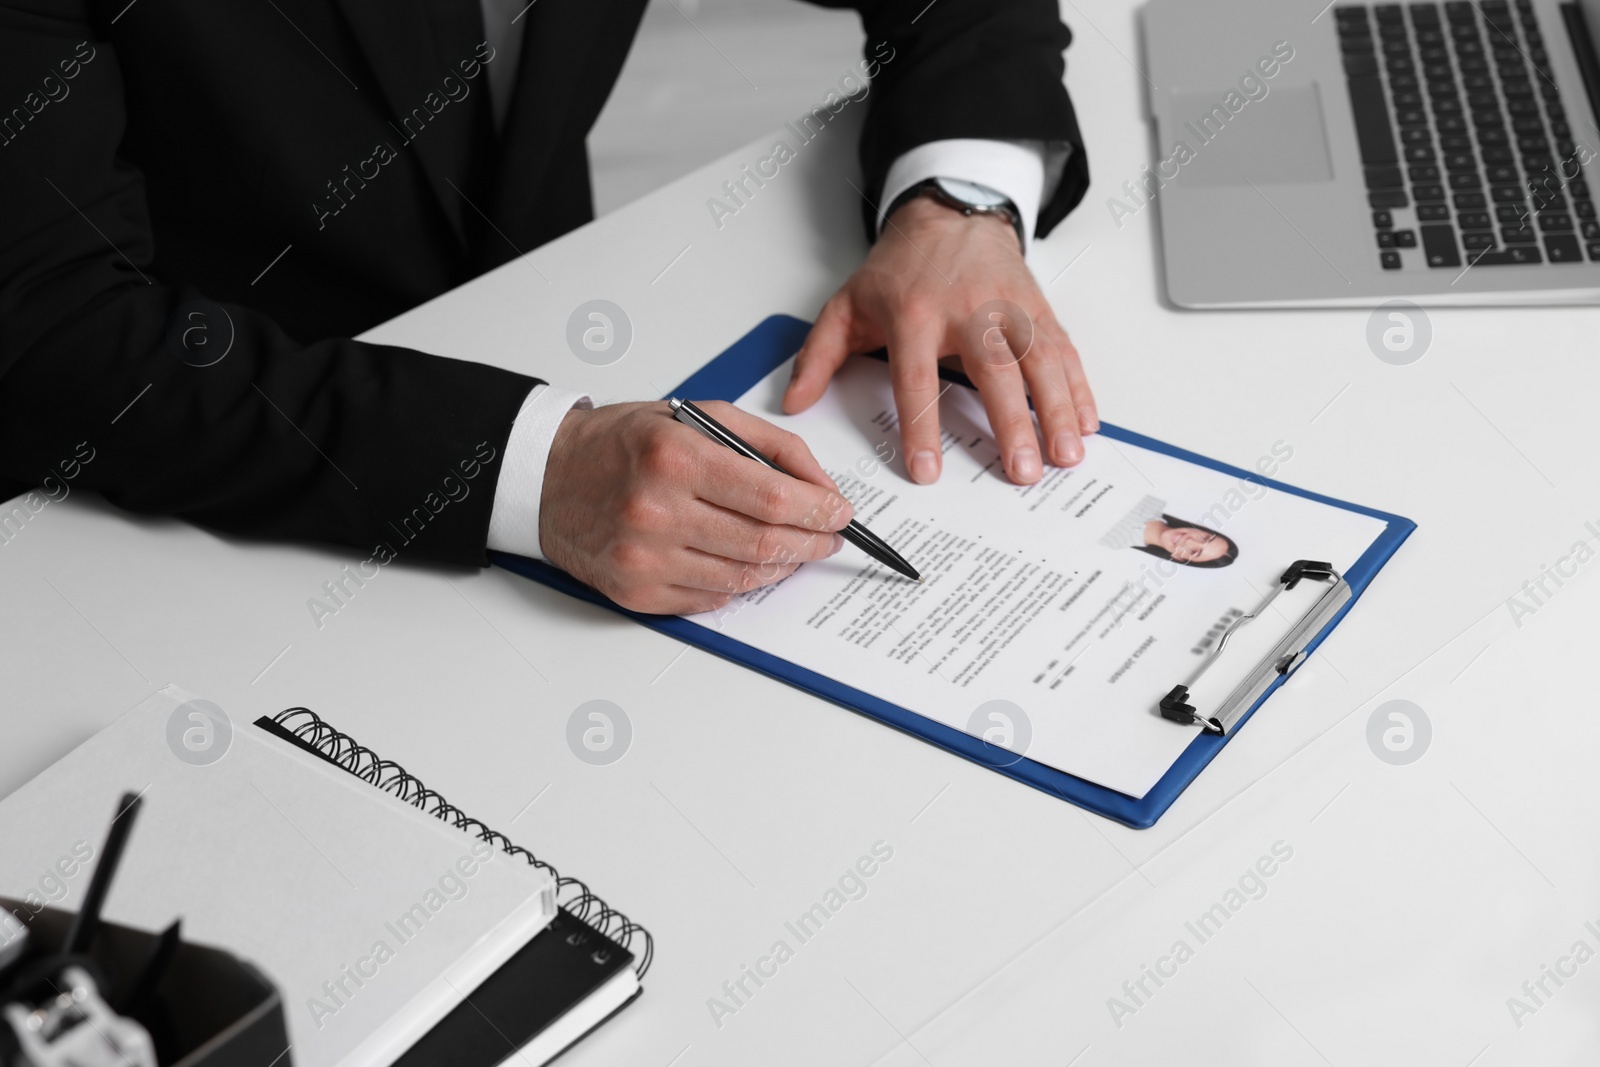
[933,177,1010,209]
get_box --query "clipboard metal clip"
[1158,560,1349,736]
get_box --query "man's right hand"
[538,401,854,615]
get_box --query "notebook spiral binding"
[271,707,653,978]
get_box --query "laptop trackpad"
[1167,84,1333,185]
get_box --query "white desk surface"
[6,3,1600,1062]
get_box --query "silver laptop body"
[1140,0,1600,307]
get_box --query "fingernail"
[1053,431,1084,465]
[910,449,940,483]
[1010,447,1042,482]
[830,533,845,555]
[1078,405,1099,435]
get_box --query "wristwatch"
[882,177,1026,251]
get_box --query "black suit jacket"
[0,0,1088,566]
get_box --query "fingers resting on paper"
[784,195,1098,485]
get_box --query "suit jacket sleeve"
[0,4,539,567]
[823,0,1089,241]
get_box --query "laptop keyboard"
[1337,0,1600,271]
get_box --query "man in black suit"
[0,0,1092,613]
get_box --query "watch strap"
[880,178,1026,252]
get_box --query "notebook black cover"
[392,909,636,1067]
[252,713,649,1066]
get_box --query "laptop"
[1140,0,1600,306]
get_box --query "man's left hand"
[782,196,1098,486]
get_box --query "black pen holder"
[0,899,289,1067]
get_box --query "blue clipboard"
[493,315,1415,828]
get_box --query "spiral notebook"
[252,708,652,1067]
[0,685,560,1067]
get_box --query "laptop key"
[1588,243,1600,260]
[1415,183,1447,200]
[1539,213,1574,231]
[1346,76,1399,163]
[1543,234,1583,261]
[1369,190,1410,208]
[1469,246,1542,264]
[1462,232,1497,250]
[1366,166,1405,189]
[1393,229,1417,247]
[1454,191,1488,208]
[1580,220,1600,239]
[1458,211,1492,228]
[1420,223,1463,266]
[1373,210,1395,228]
[1417,203,1452,220]
[1502,225,1538,243]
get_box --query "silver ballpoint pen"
[668,398,923,582]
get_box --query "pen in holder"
[0,794,289,1067]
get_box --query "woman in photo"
[1134,515,1238,568]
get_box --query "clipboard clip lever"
[1157,560,1349,736]
[1280,559,1334,590]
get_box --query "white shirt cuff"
[877,139,1052,256]
[486,384,592,560]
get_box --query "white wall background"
[588,0,865,216]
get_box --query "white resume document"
[689,356,1387,798]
